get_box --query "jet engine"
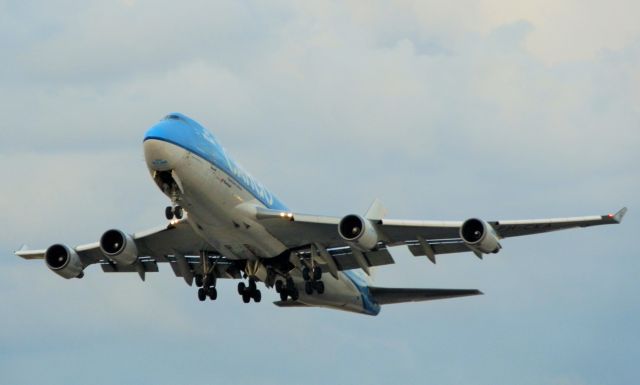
[100,229,138,265]
[338,214,379,251]
[460,218,502,254]
[45,244,84,279]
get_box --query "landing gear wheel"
[165,206,174,220]
[207,287,218,300]
[197,288,206,301]
[238,282,246,295]
[304,281,314,295]
[174,205,183,219]
[195,275,204,288]
[253,290,262,303]
[242,292,251,303]
[275,280,284,294]
[290,289,300,301]
[315,280,325,294]
[313,266,322,281]
[302,267,311,281]
[279,291,288,302]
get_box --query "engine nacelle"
[460,218,502,254]
[45,244,84,279]
[338,214,379,251]
[100,229,138,265]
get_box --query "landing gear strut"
[196,250,217,302]
[238,278,261,303]
[275,277,299,302]
[161,179,183,220]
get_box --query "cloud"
[0,2,638,385]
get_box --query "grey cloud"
[0,2,638,385]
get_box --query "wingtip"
[614,207,628,223]
[15,244,28,253]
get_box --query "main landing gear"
[238,278,261,303]
[165,205,183,220]
[275,277,300,302]
[302,266,325,295]
[196,274,217,302]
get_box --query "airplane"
[15,113,627,316]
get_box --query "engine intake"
[45,244,84,279]
[338,214,379,251]
[460,218,502,254]
[100,229,138,265]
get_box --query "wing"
[258,206,627,269]
[15,220,241,283]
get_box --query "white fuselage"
[143,138,374,315]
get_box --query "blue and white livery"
[16,113,627,315]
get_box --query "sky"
[0,1,638,384]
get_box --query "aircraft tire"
[238,282,246,295]
[208,287,217,300]
[313,267,322,281]
[197,288,206,301]
[242,292,251,303]
[275,280,283,293]
[253,290,261,303]
[304,281,313,295]
[165,206,174,220]
[315,281,325,294]
[174,206,183,219]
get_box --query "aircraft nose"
[143,114,191,171]
[144,114,187,143]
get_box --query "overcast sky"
[1,2,638,385]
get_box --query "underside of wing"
[491,207,627,238]
[369,287,483,305]
[256,205,627,268]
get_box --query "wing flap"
[101,260,159,273]
[407,240,469,258]
[369,287,483,305]
[308,246,395,271]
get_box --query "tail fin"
[369,287,482,305]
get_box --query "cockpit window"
[165,114,182,120]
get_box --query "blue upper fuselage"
[143,113,289,211]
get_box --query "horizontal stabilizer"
[369,287,482,305]
[273,301,309,308]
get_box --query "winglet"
[365,198,388,221]
[15,244,29,254]
[613,207,628,223]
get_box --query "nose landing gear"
[159,177,183,220]
[165,205,183,220]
